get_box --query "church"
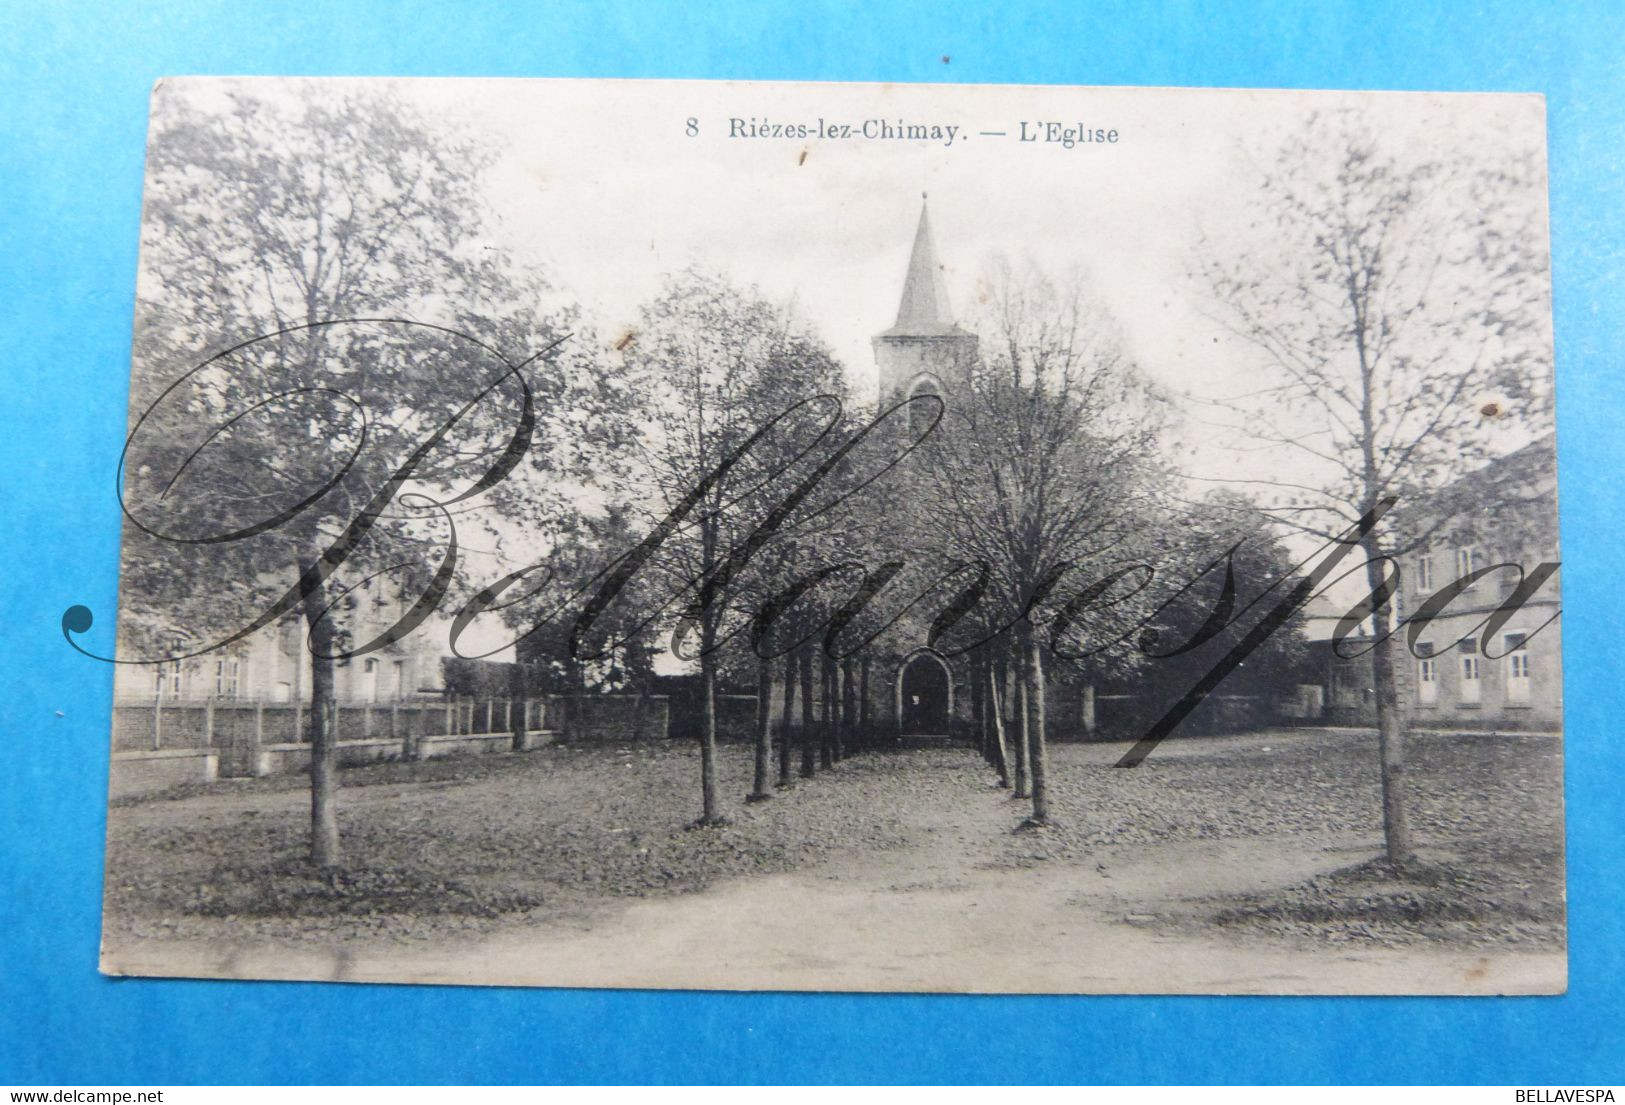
[872,196,979,436]
[868,198,979,739]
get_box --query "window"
[1416,553,1434,592]
[906,378,943,436]
[1417,642,1438,706]
[362,657,380,702]
[1460,654,1482,705]
[1455,545,1478,589]
[1504,632,1531,706]
[154,635,190,699]
[214,655,241,699]
[155,658,186,700]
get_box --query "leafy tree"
[1093,490,1315,737]
[501,504,666,697]
[114,81,595,865]
[619,270,847,824]
[1196,108,1553,865]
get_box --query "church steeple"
[890,197,957,334]
[872,196,978,407]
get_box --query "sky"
[141,78,1555,660]
[455,80,1545,608]
[162,75,1548,495]
[421,78,1547,490]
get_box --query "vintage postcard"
[88,78,1563,993]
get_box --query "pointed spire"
[892,196,957,333]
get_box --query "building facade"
[870,200,979,736]
[1395,435,1562,732]
[113,580,445,706]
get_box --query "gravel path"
[100,726,1566,992]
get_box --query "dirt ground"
[100,727,1567,994]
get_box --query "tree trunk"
[859,656,871,746]
[749,656,773,802]
[1364,539,1414,866]
[820,650,836,769]
[631,677,648,742]
[799,645,816,777]
[698,652,722,824]
[777,647,797,787]
[972,655,988,763]
[987,662,1011,787]
[973,657,985,755]
[1023,622,1051,824]
[296,557,341,867]
[509,662,528,752]
[1007,655,1030,799]
[841,657,856,757]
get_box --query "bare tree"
[1195,109,1553,865]
[913,261,1170,825]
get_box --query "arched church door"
[899,654,950,733]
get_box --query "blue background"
[1,0,1620,1085]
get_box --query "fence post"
[204,697,216,750]
[294,698,304,745]
[152,692,163,751]
[253,699,264,772]
[400,699,415,761]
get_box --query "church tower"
[872,197,978,422]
